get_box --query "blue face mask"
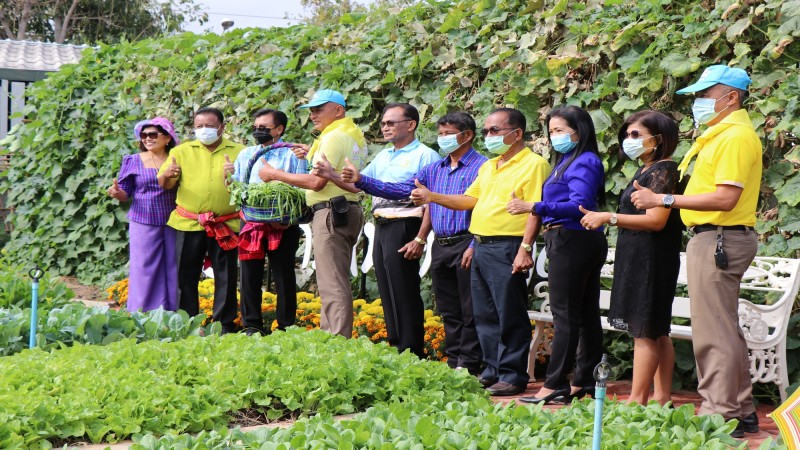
[484,130,516,154]
[551,132,577,154]
[437,131,465,155]
[195,127,220,145]
[692,92,734,127]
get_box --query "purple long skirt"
[128,221,178,312]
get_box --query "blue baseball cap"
[676,65,752,94]
[299,89,346,108]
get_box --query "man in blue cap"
[258,89,367,338]
[631,65,761,438]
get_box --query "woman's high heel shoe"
[564,386,596,402]
[519,388,570,405]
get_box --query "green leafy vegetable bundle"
[229,179,306,224]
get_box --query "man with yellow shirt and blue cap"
[258,89,367,338]
[631,65,761,438]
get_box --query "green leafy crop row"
[131,399,770,450]
[0,330,485,448]
[1,0,797,284]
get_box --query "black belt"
[473,235,520,244]
[435,232,472,246]
[310,200,360,212]
[692,224,752,234]
[374,216,421,225]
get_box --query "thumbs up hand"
[630,180,661,210]
[258,157,277,182]
[313,153,335,180]
[340,157,361,183]
[167,156,181,178]
[506,190,534,215]
[107,178,128,201]
[223,154,235,178]
[578,205,612,231]
[410,179,432,205]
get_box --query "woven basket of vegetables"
[228,142,308,224]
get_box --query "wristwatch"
[520,242,533,252]
[609,213,618,226]
[662,194,675,209]
[414,237,427,245]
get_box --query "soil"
[60,276,106,302]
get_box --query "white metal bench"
[527,246,800,402]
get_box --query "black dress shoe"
[737,412,759,433]
[478,377,497,388]
[565,386,595,402]
[519,388,570,405]
[487,381,525,396]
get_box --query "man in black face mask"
[225,108,308,335]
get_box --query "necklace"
[147,151,167,169]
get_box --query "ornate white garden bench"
[527,246,800,402]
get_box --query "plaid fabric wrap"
[175,206,240,250]
[237,220,283,260]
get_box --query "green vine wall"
[0,0,798,280]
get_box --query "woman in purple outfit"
[107,118,180,311]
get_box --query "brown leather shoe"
[487,381,525,396]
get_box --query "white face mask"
[622,138,648,160]
[195,127,220,145]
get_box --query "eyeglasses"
[252,126,273,132]
[624,131,659,140]
[380,119,413,128]
[140,131,164,140]
[480,127,517,136]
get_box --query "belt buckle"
[474,235,483,244]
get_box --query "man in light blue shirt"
[314,103,438,357]
[225,108,307,335]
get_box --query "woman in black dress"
[579,110,682,406]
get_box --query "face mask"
[437,131,465,155]
[484,130,516,154]
[195,127,219,145]
[551,133,577,154]
[253,129,274,145]
[622,138,648,160]
[692,93,732,127]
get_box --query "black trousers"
[175,230,238,330]
[430,237,482,372]
[543,227,608,390]
[471,238,531,386]
[239,224,300,332]
[374,218,425,358]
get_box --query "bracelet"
[414,237,427,245]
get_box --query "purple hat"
[134,117,181,145]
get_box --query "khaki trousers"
[311,205,363,338]
[686,228,757,419]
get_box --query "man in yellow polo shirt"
[158,107,244,334]
[412,108,550,396]
[257,90,366,338]
[631,66,761,438]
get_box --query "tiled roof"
[0,39,88,81]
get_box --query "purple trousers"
[128,221,178,312]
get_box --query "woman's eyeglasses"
[623,130,657,139]
[140,131,164,140]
